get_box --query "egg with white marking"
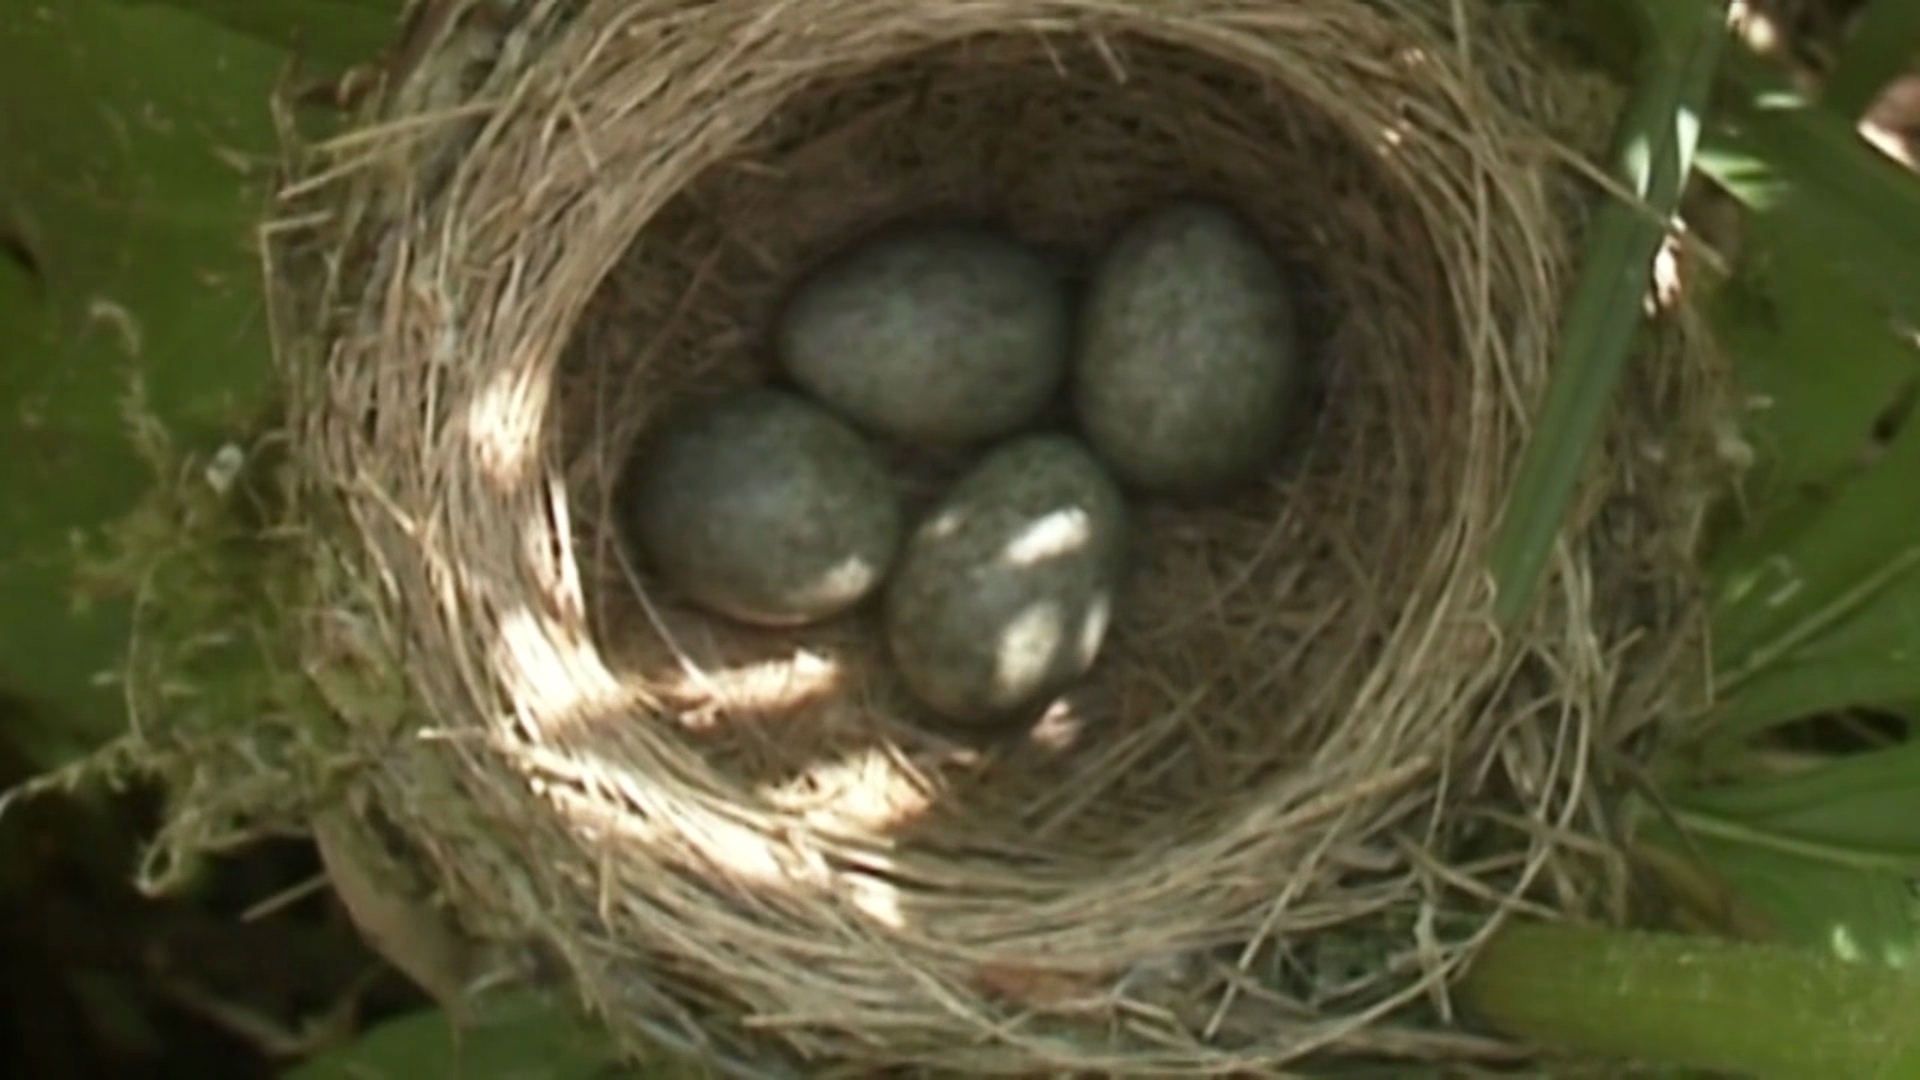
[885,435,1126,728]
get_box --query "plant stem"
[1458,921,1920,1078]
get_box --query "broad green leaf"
[1705,564,1920,737]
[1701,52,1920,329]
[1825,0,1920,120]
[1489,0,1727,623]
[1699,208,1920,741]
[1646,743,1920,965]
[1689,40,1920,741]
[1705,403,1920,740]
[1676,741,1920,853]
[0,0,287,755]
[284,991,638,1080]
[1707,213,1920,504]
[1673,833,1920,965]
[1460,922,1920,1078]
[119,0,397,74]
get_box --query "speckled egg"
[885,435,1127,728]
[1074,199,1301,492]
[622,388,903,627]
[775,221,1071,447]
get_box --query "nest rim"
[248,0,1719,1074]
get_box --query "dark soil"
[0,698,425,1080]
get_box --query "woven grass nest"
[254,0,1725,1073]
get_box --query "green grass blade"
[1460,922,1920,1078]
[1823,0,1920,120]
[1490,1,1729,624]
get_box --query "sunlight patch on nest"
[534,751,912,930]
[841,870,908,929]
[530,755,810,891]
[661,650,843,730]
[764,745,936,835]
[1028,697,1091,753]
[493,604,651,738]
[467,366,548,488]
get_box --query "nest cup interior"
[347,2,1617,1068]
[565,34,1469,861]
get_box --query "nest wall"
[252,0,1721,1073]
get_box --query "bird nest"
[226,0,1725,1073]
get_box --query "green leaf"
[1824,0,1920,121]
[1705,564,1920,739]
[117,0,397,74]
[1648,743,1920,964]
[284,991,636,1080]
[1701,52,1920,329]
[1490,0,1727,623]
[1674,832,1920,964]
[1667,32,1920,980]
[1459,922,1920,1078]
[1677,741,1920,855]
[1690,48,1920,741]
[1704,402,1920,740]
[0,0,287,755]
[1707,214,1920,504]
